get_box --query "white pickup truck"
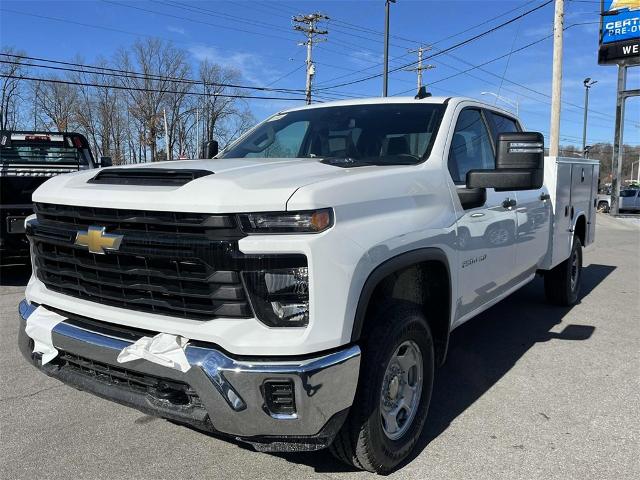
[18,97,598,473]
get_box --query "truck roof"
[284,96,451,112]
[281,96,518,119]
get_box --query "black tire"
[597,201,610,213]
[544,236,583,306]
[329,302,434,473]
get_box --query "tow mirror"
[201,140,219,159]
[467,132,544,191]
[99,156,112,168]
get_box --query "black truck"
[0,131,104,264]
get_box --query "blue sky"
[1,0,638,147]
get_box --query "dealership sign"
[599,0,640,64]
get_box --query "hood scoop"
[88,168,213,186]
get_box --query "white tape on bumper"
[24,306,66,365]
[117,333,191,373]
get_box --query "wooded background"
[1,39,258,164]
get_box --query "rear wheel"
[329,302,434,473]
[544,237,582,306]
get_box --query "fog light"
[244,267,309,327]
[263,379,296,416]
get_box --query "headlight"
[238,209,333,234]
[243,267,309,327]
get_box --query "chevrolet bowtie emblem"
[75,226,123,254]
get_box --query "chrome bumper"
[18,300,360,449]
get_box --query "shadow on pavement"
[0,263,32,287]
[274,263,615,473]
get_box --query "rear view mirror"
[201,140,219,159]
[99,156,112,168]
[467,132,544,191]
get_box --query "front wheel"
[329,303,434,473]
[544,236,583,306]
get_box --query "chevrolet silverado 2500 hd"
[18,97,598,473]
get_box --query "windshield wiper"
[320,156,418,168]
[320,157,376,167]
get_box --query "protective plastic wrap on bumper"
[17,300,360,450]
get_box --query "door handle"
[502,198,517,209]
[540,193,551,201]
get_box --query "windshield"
[620,190,637,197]
[220,103,446,165]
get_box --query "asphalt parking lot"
[1,213,638,480]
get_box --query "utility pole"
[405,46,435,91]
[582,78,597,157]
[293,13,328,104]
[382,0,396,97]
[549,0,564,157]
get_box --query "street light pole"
[481,91,519,115]
[382,0,395,97]
[582,78,597,157]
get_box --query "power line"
[314,0,554,91]
[101,0,299,44]
[0,7,308,70]
[315,1,551,87]
[312,3,543,87]
[265,64,305,88]
[109,0,403,70]
[0,55,306,94]
[0,74,307,102]
[423,80,636,145]
[432,23,630,125]
[382,21,632,128]
[414,49,621,131]
[329,0,541,48]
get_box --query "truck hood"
[32,157,370,212]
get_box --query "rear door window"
[485,110,521,146]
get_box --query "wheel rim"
[489,228,508,245]
[380,340,423,440]
[570,248,580,291]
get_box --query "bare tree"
[5,39,260,161]
[116,39,192,161]
[199,60,254,145]
[33,76,78,131]
[0,47,28,130]
[71,57,129,164]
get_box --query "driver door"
[449,108,518,321]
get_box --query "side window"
[448,109,495,184]
[485,111,520,145]
[245,121,309,158]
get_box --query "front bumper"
[18,300,360,451]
